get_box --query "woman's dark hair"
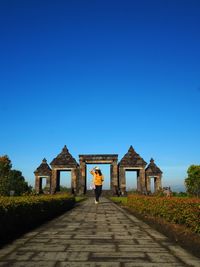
[95,169,102,176]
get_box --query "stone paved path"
[0,197,200,267]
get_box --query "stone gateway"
[34,145,162,195]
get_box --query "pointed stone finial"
[62,145,68,152]
[42,158,47,163]
[150,158,154,163]
[129,145,135,152]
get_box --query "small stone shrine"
[34,145,162,195]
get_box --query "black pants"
[95,185,102,202]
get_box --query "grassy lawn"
[110,196,127,205]
[75,196,87,202]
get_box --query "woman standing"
[90,166,104,204]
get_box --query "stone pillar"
[56,171,60,191]
[110,164,113,190]
[79,161,86,194]
[71,168,78,194]
[35,175,40,194]
[119,167,126,195]
[46,176,51,188]
[76,167,81,194]
[146,175,151,193]
[139,168,146,193]
[111,160,118,194]
[155,175,162,192]
[51,169,57,194]
[39,177,43,192]
[137,171,140,191]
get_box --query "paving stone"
[18,244,67,252]
[147,252,182,263]
[57,262,120,267]
[148,231,169,240]
[49,239,91,245]
[124,263,185,267]
[0,261,56,267]
[166,245,200,267]
[4,252,35,261]
[22,232,39,237]
[31,251,89,261]
[67,244,116,252]
[0,245,18,257]
[137,239,162,245]
[39,231,58,235]
[118,245,166,252]
[74,235,113,240]
[22,238,50,243]
[0,262,9,266]
[91,251,146,262]
[39,234,73,239]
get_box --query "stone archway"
[145,158,162,193]
[118,146,147,195]
[34,158,52,194]
[50,146,79,194]
[79,154,118,195]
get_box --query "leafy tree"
[0,155,30,196]
[185,165,200,197]
[0,155,12,175]
[0,155,12,195]
[8,170,30,196]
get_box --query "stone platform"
[0,197,199,266]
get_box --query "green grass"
[75,196,87,202]
[110,196,127,205]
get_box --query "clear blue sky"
[0,0,200,191]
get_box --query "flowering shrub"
[0,194,75,244]
[127,195,200,233]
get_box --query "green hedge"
[127,195,200,233]
[0,194,75,245]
